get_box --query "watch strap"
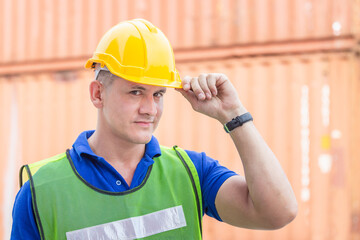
[224,112,253,133]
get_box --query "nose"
[139,95,157,116]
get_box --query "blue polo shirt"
[11,130,237,239]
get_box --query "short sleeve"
[11,181,41,239]
[185,150,237,221]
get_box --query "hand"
[176,73,247,124]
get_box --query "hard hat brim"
[85,59,182,89]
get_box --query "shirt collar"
[145,135,161,159]
[72,130,162,160]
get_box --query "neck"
[88,130,145,165]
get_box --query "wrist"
[218,106,248,125]
[223,112,253,133]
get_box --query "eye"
[154,91,165,98]
[130,90,141,96]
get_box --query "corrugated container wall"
[1,53,360,240]
[1,0,360,240]
[0,0,359,65]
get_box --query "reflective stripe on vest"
[21,146,202,240]
[66,205,186,239]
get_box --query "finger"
[217,73,231,88]
[206,74,218,96]
[198,74,212,100]
[190,77,206,100]
[181,76,191,91]
[218,73,229,84]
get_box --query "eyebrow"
[131,86,147,91]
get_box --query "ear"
[89,80,104,108]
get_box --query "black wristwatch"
[224,112,253,133]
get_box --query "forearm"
[227,113,297,227]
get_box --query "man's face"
[100,76,166,145]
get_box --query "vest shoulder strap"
[172,145,203,235]
[19,152,67,187]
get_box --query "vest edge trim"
[26,164,46,240]
[173,145,203,237]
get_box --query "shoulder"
[184,149,235,178]
[181,149,237,187]
[11,181,41,239]
[20,152,68,187]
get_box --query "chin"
[132,134,152,144]
[128,126,155,144]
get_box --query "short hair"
[96,69,115,88]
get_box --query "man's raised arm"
[176,73,298,229]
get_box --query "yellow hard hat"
[85,19,181,88]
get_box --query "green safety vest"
[20,146,203,240]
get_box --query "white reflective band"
[66,205,186,240]
[94,65,110,80]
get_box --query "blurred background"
[1,0,360,239]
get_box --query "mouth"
[134,121,154,127]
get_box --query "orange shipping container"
[0,0,358,64]
[1,52,359,239]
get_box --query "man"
[11,19,297,239]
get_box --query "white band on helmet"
[94,64,110,80]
